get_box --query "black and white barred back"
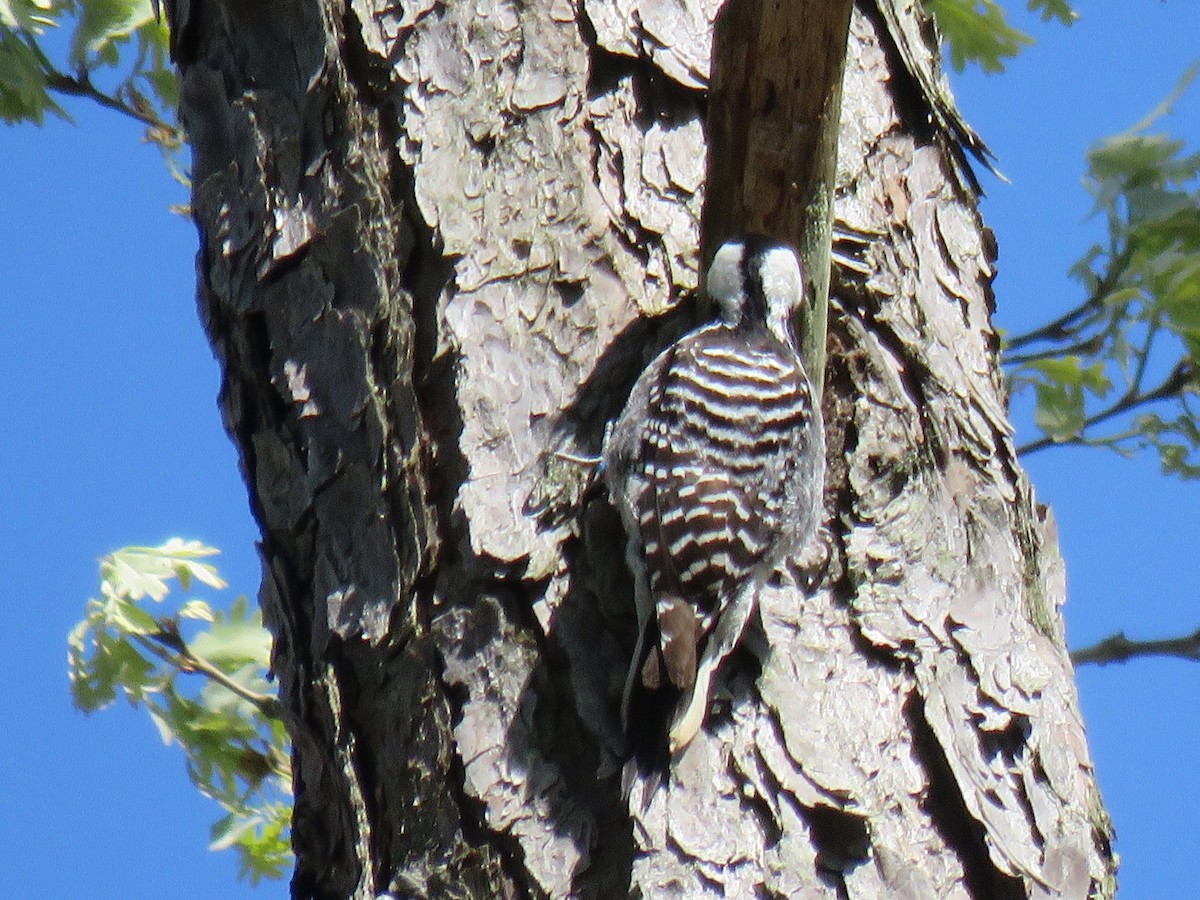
[604,235,825,757]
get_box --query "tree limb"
[18,29,175,133]
[1016,359,1195,456]
[1003,248,1132,351]
[1004,332,1106,367]
[1073,628,1200,666]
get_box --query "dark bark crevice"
[857,0,994,195]
[907,693,1028,900]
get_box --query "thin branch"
[1017,359,1195,456]
[44,70,169,130]
[133,629,284,720]
[1123,317,1161,405]
[1005,296,1106,352]
[1004,333,1107,367]
[18,29,174,132]
[1004,249,1132,351]
[1073,628,1200,666]
[1008,266,1128,357]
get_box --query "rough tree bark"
[173,0,1117,896]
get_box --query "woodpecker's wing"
[635,323,817,689]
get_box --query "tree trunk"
[175,0,1116,896]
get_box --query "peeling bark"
[175,0,1116,896]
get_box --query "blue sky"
[957,5,1200,895]
[0,5,1197,897]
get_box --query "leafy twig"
[17,29,176,133]
[134,626,283,720]
[1017,360,1195,456]
[69,541,292,882]
[1004,249,1131,351]
[43,69,170,131]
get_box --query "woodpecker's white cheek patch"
[707,242,747,322]
[758,247,803,301]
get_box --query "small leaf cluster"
[926,0,1076,74]
[1005,66,1200,476]
[68,539,293,884]
[0,0,182,174]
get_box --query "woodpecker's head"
[706,235,804,347]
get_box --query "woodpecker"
[603,235,825,757]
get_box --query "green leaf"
[1100,286,1143,310]
[147,703,179,746]
[230,802,292,885]
[1160,258,1200,335]
[190,628,273,676]
[178,598,217,622]
[143,60,178,110]
[1034,382,1084,441]
[1024,357,1111,395]
[0,0,67,33]
[178,558,228,592]
[106,552,174,601]
[211,812,262,852]
[926,0,1035,74]
[68,0,155,71]
[0,28,66,124]
[106,541,226,601]
[70,631,156,711]
[110,596,160,635]
[1025,356,1084,386]
[1088,134,1184,186]
[157,537,221,558]
[1028,0,1076,26]
[1079,362,1112,396]
[1182,332,1200,362]
[190,615,272,669]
